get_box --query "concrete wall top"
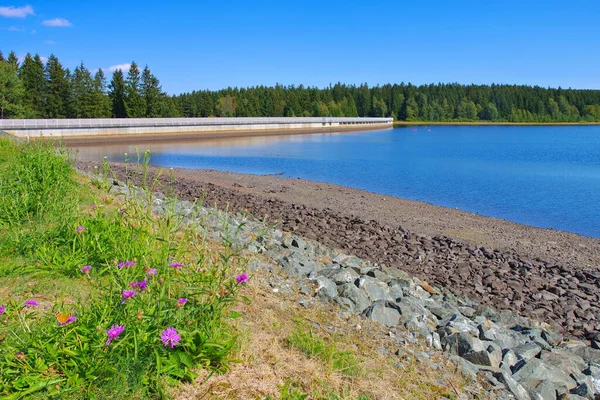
[0,117,393,130]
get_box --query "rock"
[583,362,600,393]
[437,314,479,337]
[388,284,403,302]
[313,276,337,299]
[404,315,431,339]
[502,349,519,371]
[463,349,500,368]
[567,345,600,364]
[494,371,532,400]
[569,371,595,398]
[363,301,401,327]
[441,332,485,356]
[540,349,587,375]
[449,355,479,381]
[332,253,350,264]
[338,283,370,313]
[513,342,542,362]
[519,379,558,400]
[331,268,359,285]
[357,276,393,302]
[513,358,576,391]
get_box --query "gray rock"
[330,268,359,285]
[583,362,600,393]
[540,349,587,375]
[494,371,532,400]
[387,284,403,302]
[389,278,415,291]
[429,332,442,350]
[357,276,393,302]
[519,379,557,400]
[332,253,350,264]
[366,268,390,282]
[513,342,542,362]
[502,349,520,371]
[513,358,576,391]
[437,314,479,337]
[338,283,370,313]
[449,355,479,381]
[441,332,485,356]
[405,315,432,339]
[334,296,353,311]
[463,349,499,367]
[568,345,600,364]
[569,371,595,398]
[363,301,401,327]
[313,276,338,299]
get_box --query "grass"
[0,139,248,399]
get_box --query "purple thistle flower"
[160,327,181,348]
[76,225,86,232]
[24,299,39,307]
[121,290,136,304]
[105,324,125,345]
[129,279,147,291]
[118,262,125,269]
[168,262,183,268]
[91,205,97,210]
[81,265,92,273]
[125,261,136,268]
[147,268,158,276]
[176,298,188,308]
[235,273,249,285]
[120,209,125,215]
[0,305,5,314]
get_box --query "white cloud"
[0,5,34,18]
[40,56,48,63]
[42,18,72,27]
[7,25,24,31]
[108,63,131,73]
[44,40,55,45]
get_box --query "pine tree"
[91,69,111,117]
[109,69,126,118]
[141,65,163,117]
[19,53,46,117]
[44,54,71,118]
[7,51,19,69]
[71,62,95,117]
[124,61,145,118]
[0,60,25,118]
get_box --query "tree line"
[2,49,600,122]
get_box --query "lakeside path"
[77,160,600,339]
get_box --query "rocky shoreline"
[102,171,600,400]
[76,161,600,343]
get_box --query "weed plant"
[0,140,248,399]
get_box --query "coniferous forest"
[2,50,600,122]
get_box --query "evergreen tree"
[44,54,71,118]
[7,51,19,69]
[124,62,145,117]
[91,69,111,117]
[19,53,46,117]
[71,62,95,117]
[140,65,163,117]
[109,69,126,118]
[0,60,25,118]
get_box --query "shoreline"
[77,159,600,339]
[394,121,600,126]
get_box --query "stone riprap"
[84,162,600,343]
[106,176,600,400]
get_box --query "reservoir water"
[75,125,600,239]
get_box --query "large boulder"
[362,300,401,327]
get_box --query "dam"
[0,117,393,142]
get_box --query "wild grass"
[0,139,248,399]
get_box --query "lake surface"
[75,126,600,238]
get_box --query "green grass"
[287,322,361,377]
[0,139,248,399]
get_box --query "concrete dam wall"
[0,117,393,141]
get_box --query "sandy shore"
[76,158,600,339]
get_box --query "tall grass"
[0,140,248,399]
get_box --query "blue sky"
[1,1,599,94]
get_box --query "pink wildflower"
[147,268,158,276]
[121,290,136,304]
[76,225,86,232]
[81,265,92,273]
[235,273,249,285]
[169,262,183,268]
[160,327,181,348]
[105,324,125,345]
[129,279,147,291]
[176,298,188,308]
[24,300,38,307]
[0,305,5,314]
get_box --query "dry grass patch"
[175,260,494,400]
